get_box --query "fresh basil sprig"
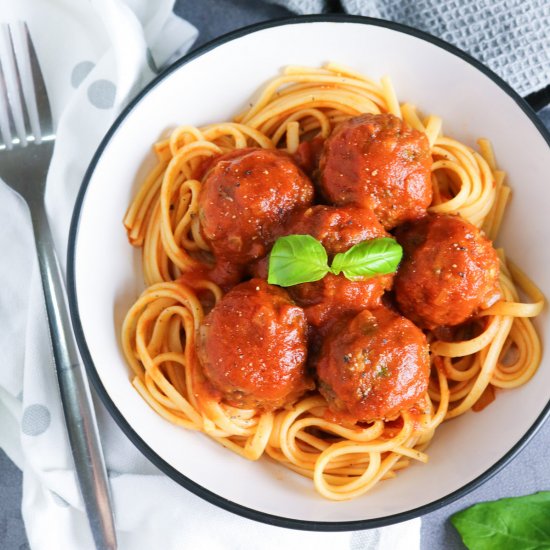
[332,238,403,280]
[451,491,550,550]
[267,235,402,287]
[267,235,329,287]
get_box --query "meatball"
[199,148,314,264]
[180,258,244,293]
[318,113,432,229]
[284,206,394,326]
[197,279,312,410]
[285,204,387,254]
[394,213,501,329]
[290,273,389,328]
[293,136,325,178]
[316,307,430,422]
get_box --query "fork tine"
[12,21,43,144]
[0,23,27,146]
[0,49,13,149]
[22,22,52,139]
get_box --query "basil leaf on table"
[331,237,403,279]
[451,491,550,550]
[268,234,329,287]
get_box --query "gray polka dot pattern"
[87,79,116,109]
[71,60,95,88]
[21,404,51,436]
[51,491,70,508]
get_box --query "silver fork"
[0,22,117,550]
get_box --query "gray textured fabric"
[267,0,327,13]
[270,0,550,97]
[0,451,26,550]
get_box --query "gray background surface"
[1,0,549,548]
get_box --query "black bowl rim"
[67,14,550,531]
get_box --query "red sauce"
[293,136,325,177]
[394,213,501,329]
[198,148,314,264]
[283,204,387,254]
[316,307,430,422]
[180,259,244,293]
[290,273,390,328]
[284,205,393,327]
[472,384,496,412]
[192,121,501,423]
[318,113,432,229]
[196,279,313,410]
[193,155,217,181]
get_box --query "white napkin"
[0,1,420,548]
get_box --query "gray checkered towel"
[267,0,550,97]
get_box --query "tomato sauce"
[318,113,432,229]
[197,279,313,410]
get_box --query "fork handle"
[30,202,117,550]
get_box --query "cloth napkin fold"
[0,1,420,549]
[268,0,550,97]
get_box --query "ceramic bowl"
[68,16,550,530]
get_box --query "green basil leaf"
[268,235,329,287]
[331,237,402,279]
[451,491,550,550]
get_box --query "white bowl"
[68,16,550,529]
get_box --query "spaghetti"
[122,63,544,500]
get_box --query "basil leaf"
[451,491,550,550]
[331,237,402,279]
[268,235,329,287]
